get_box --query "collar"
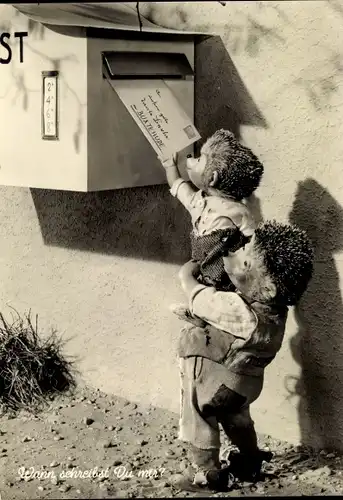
[206,187,237,201]
[238,292,288,312]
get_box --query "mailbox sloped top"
[13,3,210,36]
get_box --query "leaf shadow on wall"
[288,178,343,451]
[195,36,268,143]
[0,18,85,153]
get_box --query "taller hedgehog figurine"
[172,221,314,492]
[162,129,264,326]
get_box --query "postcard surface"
[107,78,200,162]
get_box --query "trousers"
[179,356,263,451]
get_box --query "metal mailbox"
[0,4,200,191]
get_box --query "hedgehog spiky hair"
[200,129,264,200]
[254,220,314,306]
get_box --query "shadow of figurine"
[245,192,264,226]
[288,178,343,451]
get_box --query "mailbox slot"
[102,51,194,80]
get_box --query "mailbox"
[0,4,202,192]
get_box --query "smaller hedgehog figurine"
[162,129,264,327]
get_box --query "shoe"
[228,449,273,482]
[170,464,235,492]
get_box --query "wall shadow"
[30,185,190,265]
[288,178,343,451]
[245,193,264,226]
[194,35,268,145]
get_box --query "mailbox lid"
[102,51,194,79]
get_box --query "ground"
[1,385,343,499]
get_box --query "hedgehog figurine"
[251,220,314,305]
[162,129,264,327]
[171,221,314,492]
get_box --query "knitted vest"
[190,228,249,291]
[178,299,288,378]
[223,300,288,377]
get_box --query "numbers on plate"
[43,76,56,137]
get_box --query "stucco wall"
[1,1,343,450]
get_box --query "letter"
[113,466,126,479]
[137,470,148,479]
[20,467,35,480]
[148,95,159,110]
[98,468,109,479]
[14,32,28,63]
[0,33,12,64]
[159,113,168,124]
[144,469,158,479]
[146,469,153,479]
[17,467,26,479]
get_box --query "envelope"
[106,78,201,162]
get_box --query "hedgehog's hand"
[169,303,207,328]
